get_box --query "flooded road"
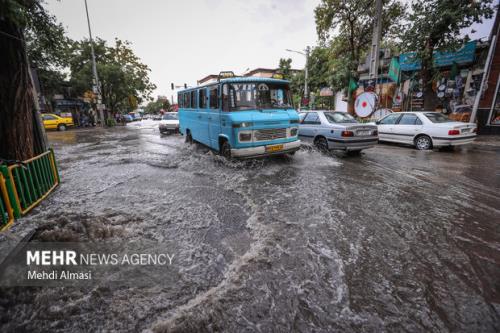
[1,120,499,332]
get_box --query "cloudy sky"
[45,0,495,103]
[45,0,320,101]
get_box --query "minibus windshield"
[222,82,292,111]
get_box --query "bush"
[106,118,116,127]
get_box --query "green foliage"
[24,6,70,70]
[290,70,305,98]
[283,47,332,99]
[307,46,331,93]
[144,98,171,114]
[6,0,72,105]
[314,0,405,93]
[68,38,156,112]
[400,0,495,55]
[106,118,116,127]
[278,58,292,79]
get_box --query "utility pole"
[286,46,310,107]
[304,46,310,100]
[368,0,383,88]
[84,0,105,126]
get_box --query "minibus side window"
[178,93,182,107]
[222,84,229,111]
[191,91,197,109]
[186,93,191,108]
[209,87,219,109]
[199,89,207,109]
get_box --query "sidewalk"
[473,135,500,148]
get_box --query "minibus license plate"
[266,144,283,152]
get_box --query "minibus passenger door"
[208,86,221,149]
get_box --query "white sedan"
[376,112,477,150]
[159,112,179,134]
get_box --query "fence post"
[49,148,60,183]
[0,165,21,218]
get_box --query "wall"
[334,92,348,112]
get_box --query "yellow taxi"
[41,113,74,131]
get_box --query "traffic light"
[171,83,174,90]
[184,83,187,89]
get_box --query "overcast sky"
[45,0,320,102]
[45,0,495,103]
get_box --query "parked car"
[122,114,134,123]
[152,114,162,120]
[298,111,378,154]
[376,111,477,150]
[41,113,74,131]
[129,112,142,121]
[159,112,179,134]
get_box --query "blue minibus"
[178,74,301,158]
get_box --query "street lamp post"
[286,46,310,106]
[84,0,104,126]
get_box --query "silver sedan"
[298,111,378,154]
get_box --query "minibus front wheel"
[220,140,231,159]
[185,130,193,144]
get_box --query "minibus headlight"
[290,127,298,136]
[233,122,253,128]
[239,132,252,142]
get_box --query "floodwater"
[1,120,499,332]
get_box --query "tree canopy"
[67,38,156,113]
[144,98,171,114]
[315,0,404,72]
[314,0,404,111]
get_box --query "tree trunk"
[30,69,48,155]
[422,39,435,111]
[0,16,44,161]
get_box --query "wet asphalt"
[0,120,499,332]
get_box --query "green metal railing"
[0,149,60,231]
[0,173,14,230]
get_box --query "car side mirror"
[375,120,380,125]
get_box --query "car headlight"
[239,131,252,142]
[233,122,253,128]
[290,127,298,137]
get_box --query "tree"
[25,10,71,110]
[315,0,404,111]
[400,0,495,109]
[279,47,332,107]
[278,58,292,79]
[307,46,331,94]
[0,0,56,160]
[68,38,156,113]
[144,98,171,114]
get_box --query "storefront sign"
[399,41,476,71]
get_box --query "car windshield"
[454,106,472,113]
[324,112,357,123]
[222,82,293,111]
[424,112,453,123]
[162,113,178,120]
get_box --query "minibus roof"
[179,77,290,93]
